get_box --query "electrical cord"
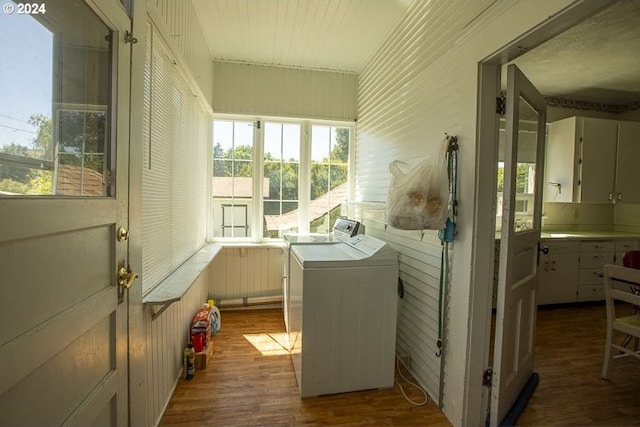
[394,358,429,406]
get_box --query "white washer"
[289,233,398,398]
[282,219,363,336]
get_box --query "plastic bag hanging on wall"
[386,138,449,230]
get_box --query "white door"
[0,2,133,425]
[491,64,547,426]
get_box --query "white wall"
[355,0,580,424]
[209,246,284,303]
[147,0,214,107]
[212,61,357,121]
[144,270,210,426]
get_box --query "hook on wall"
[546,182,562,194]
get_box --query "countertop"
[495,230,640,241]
[540,231,640,240]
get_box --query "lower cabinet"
[537,240,579,305]
[537,238,639,305]
[577,241,614,302]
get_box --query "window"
[212,118,352,240]
[0,3,113,197]
[142,22,209,293]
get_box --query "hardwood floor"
[518,303,640,426]
[160,304,640,426]
[160,308,451,426]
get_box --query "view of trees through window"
[0,110,108,196]
[0,7,111,197]
[212,119,350,238]
[212,120,254,237]
[263,122,300,237]
[310,125,349,234]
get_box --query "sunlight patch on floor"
[243,333,290,356]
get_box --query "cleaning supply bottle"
[183,343,195,380]
[211,304,221,335]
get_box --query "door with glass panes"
[0,2,132,425]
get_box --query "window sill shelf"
[142,243,222,320]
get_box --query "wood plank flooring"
[160,304,640,426]
[518,303,640,426]
[160,308,451,426]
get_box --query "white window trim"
[210,113,354,242]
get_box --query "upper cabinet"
[544,116,640,204]
[614,121,640,203]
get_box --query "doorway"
[471,0,624,425]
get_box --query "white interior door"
[0,2,132,425]
[491,64,547,426]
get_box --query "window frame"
[210,114,354,242]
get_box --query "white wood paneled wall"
[355,0,496,406]
[212,61,357,121]
[140,2,214,424]
[144,269,209,426]
[147,0,214,107]
[365,219,449,400]
[209,246,284,302]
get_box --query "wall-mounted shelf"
[143,244,222,320]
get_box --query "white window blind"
[142,21,208,294]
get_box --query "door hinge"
[125,30,138,44]
[496,95,506,115]
[255,120,261,129]
[483,367,493,387]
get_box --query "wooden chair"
[602,264,640,379]
[622,250,640,349]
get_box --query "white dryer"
[289,233,398,398]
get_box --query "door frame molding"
[465,1,616,424]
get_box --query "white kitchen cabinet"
[545,117,640,204]
[614,122,640,203]
[537,240,579,305]
[577,240,614,302]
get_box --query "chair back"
[602,264,640,380]
[604,264,640,307]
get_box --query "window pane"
[513,97,539,233]
[212,120,254,238]
[0,2,113,197]
[310,125,350,233]
[263,122,300,238]
[311,163,329,200]
[311,125,330,163]
[330,164,348,190]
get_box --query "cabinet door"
[615,122,640,203]
[545,117,578,203]
[579,118,618,203]
[537,251,579,304]
[536,240,579,305]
